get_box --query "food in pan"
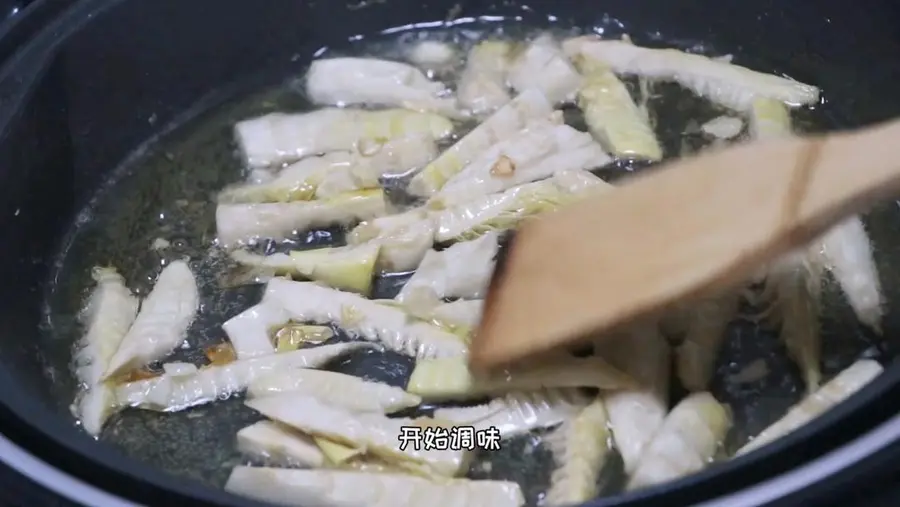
[64,26,885,507]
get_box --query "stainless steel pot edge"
[2,410,899,506]
[698,411,900,507]
[0,432,139,507]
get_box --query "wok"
[1,0,900,506]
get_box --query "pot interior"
[1,0,900,505]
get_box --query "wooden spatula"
[470,118,900,372]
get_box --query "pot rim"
[0,1,897,506]
[3,403,898,507]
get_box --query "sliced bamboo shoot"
[222,299,289,359]
[627,392,732,491]
[766,251,824,393]
[435,389,588,438]
[433,403,498,425]
[701,116,744,140]
[346,209,437,273]
[572,55,662,161]
[749,98,792,139]
[408,41,457,72]
[407,355,635,401]
[216,189,388,246]
[676,291,739,391]
[162,362,197,376]
[408,89,554,197]
[508,34,582,104]
[315,438,365,465]
[305,57,458,115]
[220,135,438,203]
[318,133,440,198]
[230,242,380,296]
[596,323,670,475]
[273,324,335,352]
[219,151,341,204]
[114,342,370,411]
[457,40,514,115]
[103,260,198,379]
[815,216,884,334]
[340,457,416,475]
[247,369,421,413]
[264,279,467,359]
[737,360,883,455]
[745,94,823,390]
[433,179,564,242]
[410,299,484,338]
[236,420,326,468]
[433,170,611,243]
[431,122,610,207]
[544,396,612,505]
[225,467,525,507]
[72,267,139,436]
[235,108,453,168]
[395,232,499,309]
[247,168,275,184]
[563,37,819,111]
[246,394,469,477]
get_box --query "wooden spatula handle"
[472,117,900,371]
[780,119,900,245]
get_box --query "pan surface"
[2,0,900,506]
[40,17,893,506]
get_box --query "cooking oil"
[41,16,861,505]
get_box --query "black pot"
[1,1,900,506]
